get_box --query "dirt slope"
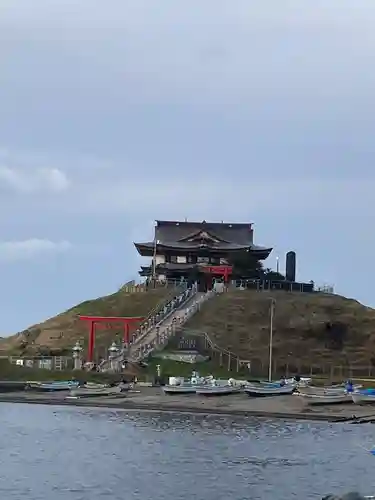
[0,287,172,355]
[184,290,375,370]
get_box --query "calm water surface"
[0,403,374,499]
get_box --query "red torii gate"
[202,265,233,283]
[79,315,144,363]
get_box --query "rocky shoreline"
[0,387,373,422]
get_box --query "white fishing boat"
[68,385,123,398]
[163,384,198,394]
[285,376,312,387]
[351,392,375,405]
[83,382,108,389]
[162,372,207,395]
[299,384,362,396]
[27,380,80,392]
[299,392,353,405]
[244,383,295,397]
[195,384,242,396]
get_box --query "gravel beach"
[0,387,372,422]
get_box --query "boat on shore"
[162,372,211,395]
[244,383,295,397]
[285,376,312,387]
[68,385,124,398]
[163,384,198,394]
[352,390,375,405]
[299,384,362,396]
[299,393,353,405]
[195,384,242,396]
[26,380,80,392]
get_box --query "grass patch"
[143,357,251,380]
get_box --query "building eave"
[135,241,262,254]
[135,241,272,259]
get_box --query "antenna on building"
[185,217,187,222]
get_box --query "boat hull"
[352,393,375,405]
[27,381,80,392]
[195,386,241,396]
[163,385,197,394]
[245,384,295,397]
[300,393,352,405]
[299,384,361,396]
[69,386,122,398]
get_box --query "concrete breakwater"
[0,387,373,422]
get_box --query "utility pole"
[268,298,275,382]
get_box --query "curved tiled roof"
[154,220,254,246]
[134,220,272,260]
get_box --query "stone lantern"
[72,341,83,370]
[108,342,120,372]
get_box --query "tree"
[229,251,265,279]
[263,268,285,281]
[229,252,285,280]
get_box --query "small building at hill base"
[134,220,272,291]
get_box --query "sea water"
[0,403,373,500]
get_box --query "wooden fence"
[174,329,375,380]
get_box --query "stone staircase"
[99,285,218,370]
[128,290,211,362]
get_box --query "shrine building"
[134,220,272,290]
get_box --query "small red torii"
[79,315,144,363]
[202,265,232,283]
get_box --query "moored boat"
[299,384,362,396]
[195,384,242,396]
[27,380,80,392]
[299,393,353,405]
[162,372,209,395]
[352,390,375,405]
[68,386,123,398]
[244,383,295,397]
[163,384,198,394]
[285,376,312,387]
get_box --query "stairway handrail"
[129,289,213,362]
[99,283,192,370]
[139,282,188,326]
[181,328,248,365]
[129,287,197,351]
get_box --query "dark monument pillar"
[285,251,296,281]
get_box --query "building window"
[177,256,187,264]
[187,255,197,264]
[197,256,210,264]
[170,255,178,263]
[39,358,52,370]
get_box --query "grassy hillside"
[0,287,173,355]
[184,289,375,371]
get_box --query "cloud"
[57,174,373,220]
[0,166,69,193]
[0,239,73,261]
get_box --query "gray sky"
[0,0,374,334]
